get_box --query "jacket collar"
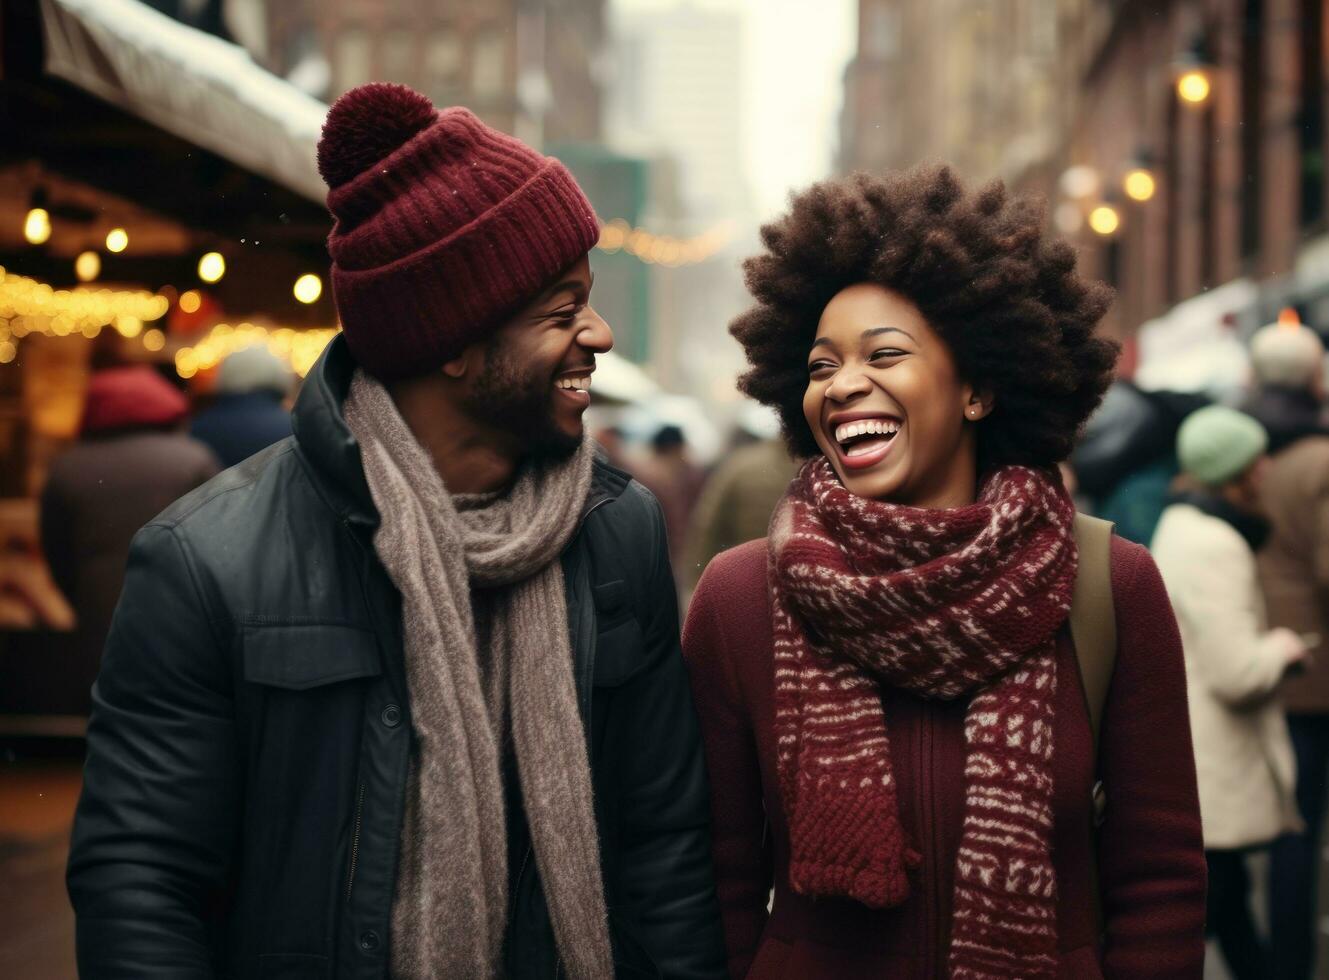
[1243,386,1329,455]
[292,334,629,529]
[1171,490,1271,552]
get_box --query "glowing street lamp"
[293,273,323,304]
[106,228,129,253]
[198,251,226,284]
[1123,167,1157,203]
[75,251,101,282]
[1089,205,1121,237]
[24,208,51,245]
[1173,36,1214,106]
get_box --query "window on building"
[1166,92,1181,304]
[425,28,463,102]
[1029,0,1057,58]
[381,30,415,86]
[1202,102,1217,288]
[334,28,372,95]
[1105,237,1122,293]
[866,6,900,60]
[1300,0,1325,227]
[472,30,509,100]
[1241,0,1264,258]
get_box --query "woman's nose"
[825,365,871,402]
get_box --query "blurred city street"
[4,0,1329,976]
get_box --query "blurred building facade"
[604,2,754,404]
[840,0,1329,352]
[260,0,607,148]
[839,0,1075,185]
[607,3,751,219]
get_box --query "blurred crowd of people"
[3,344,297,715]
[1071,310,1329,980]
[14,302,1329,978]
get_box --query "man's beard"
[464,340,582,463]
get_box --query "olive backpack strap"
[1068,512,1117,942]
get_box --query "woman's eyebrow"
[863,326,916,342]
[810,325,916,350]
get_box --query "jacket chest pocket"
[592,581,648,688]
[242,623,382,689]
[239,624,382,771]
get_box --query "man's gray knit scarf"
[344,371,612,980]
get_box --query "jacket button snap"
[358,930,380,951]
[381,704,402,728]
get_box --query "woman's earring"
[966,406,981,420]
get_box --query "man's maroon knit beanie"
[316,83,601,380]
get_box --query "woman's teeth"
[834,418,900,445]
[556,376,591,391]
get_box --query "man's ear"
[441,340,486,380]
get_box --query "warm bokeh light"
[175,347,199,379]
[105,228,129,253]
[24,209,52,245]
[0,340,15,364]
[198,252,226,284]
[1123,169,1156,202]
[1177,70,1211,104]
[1088,205,1121,236]
[293,274,323,304]
[142,328,166,352]
[74,251,101,283]
[178,289,202,314]
[595,218,732,266]
[178,322,339,379]
[115,315,143,339]
[0,269,168,342]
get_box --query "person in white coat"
[1152,405,1307,980]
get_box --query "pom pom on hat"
[1250,310,1325,389]
[1177,405,1268,487]
[317,82,437,189]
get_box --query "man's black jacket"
[67,336,727,979]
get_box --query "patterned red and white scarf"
[769,458,1077,979]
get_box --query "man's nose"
[577,306,613,353]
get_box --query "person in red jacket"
[683,166,1207,979]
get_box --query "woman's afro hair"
[731,164,1120,469]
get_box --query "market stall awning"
[38,0,326,203]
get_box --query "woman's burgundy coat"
[682,535,1207,979]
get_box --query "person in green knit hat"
[1152,404,1309,980]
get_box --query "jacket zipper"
[345,780,366,902]
[511,844,533,918]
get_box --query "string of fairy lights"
[3,214,733,374]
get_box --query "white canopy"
[39,0,327,203]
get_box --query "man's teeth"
[556,376,591,392]
[834,418,900,444]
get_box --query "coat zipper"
[511,844,533,918]
[345,780,366,902]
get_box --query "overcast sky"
[612,0,857,221]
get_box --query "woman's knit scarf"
[769,458,1077,979]
[344,371,613,980]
